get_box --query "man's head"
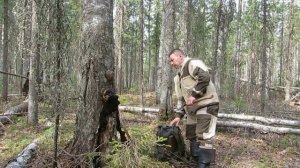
[169,49,186,69]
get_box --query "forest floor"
[0,93,299,168]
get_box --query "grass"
[1,96,300,167]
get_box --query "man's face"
[169,53,183,69]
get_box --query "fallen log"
[119,105,300,127]
[0,100,28,125]
[5,142,38,168]
[218,113,300,127]
[119,105,300,134]
[217,120,300,135]
[119,106,159,113]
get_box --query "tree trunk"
[2,0,9,101]
[234,0,242,98]
[139,0,144,106]
[115,0,124,94]
[53,0,64,167]
[183,0,191,56]
[279,10,284,86]
[260,0,268,112]
[158,0,175,120]
[69,0,114,157]
[212,0,222,88]
[284,0,295,101]
[28,0,39,125]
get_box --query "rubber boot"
[190,141,211,168]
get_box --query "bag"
[154,125,185,161]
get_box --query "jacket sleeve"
[174,75,186,119]
[188,60,210,99]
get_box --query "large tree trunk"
[28,0,39,125]
[157,0,175,120]
[69,0,114,157]
[2,0,9,101]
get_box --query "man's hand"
[186,96,196,106]
[170,117,181,126]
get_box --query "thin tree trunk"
[212,0,222,87]
[139,0,144,106]
[260,0,268,112]
[2,0,9,101]
[279,11,284,86]
[53,0,63,167]
[28,0,39,125]
[284,0,295,101]
[234,0,242,98]
[115,0,124,94]
[19,0,28,95]
[147,0,152,91]
[183,0,191,55]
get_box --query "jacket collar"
[180,57,191,72]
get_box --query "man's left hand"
[186,96,196,106]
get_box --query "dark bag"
[154,125,185,161]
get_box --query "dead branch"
[119,105,300,127]
[0,70,28,79]
[5,142,38,168]
[119,106,159,113]
[218,113,300,127]
[0,101,28,125]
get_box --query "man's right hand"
[170,117,181,126]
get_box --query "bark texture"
[69,0,114,156]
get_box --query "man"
[169,48,219,167]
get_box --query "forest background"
[0,0,299,167]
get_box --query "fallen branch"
[0,100,28,125]
[217,120,300,135]
[218,113,300,127]
[119,105,300,134]
[5,142,38,168]
[119,106,159,113]
[119,105,300,127]
[0,70,28,79]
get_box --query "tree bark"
[260,0,268,113]
[284,0,295,101]
[234,0,242,98]
[183,0,191,56]
[139,0,144,106]
[28,0,39,125]
[115,0,124,94]
[5,142,38,168]
[2,0,9,101]
[157,0,175,120]
[69,0,114,157]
